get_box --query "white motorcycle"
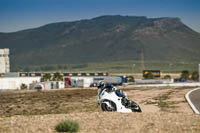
[97,83,142,112]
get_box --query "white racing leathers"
[97,85,142,112]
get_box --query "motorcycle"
[97,83,142,112]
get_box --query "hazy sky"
[0,0,200,33]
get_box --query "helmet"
[105,83,114,89]
[104,83,114,92]
[97,81,105,88]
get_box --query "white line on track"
[185,88,200,114]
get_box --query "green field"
[19,60,200,73]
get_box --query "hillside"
[0,15,200,70]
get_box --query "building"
[0,48,10,73]
[0,77,41,90]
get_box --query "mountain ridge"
[0,15,200,70]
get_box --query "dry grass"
[123,87,194,113]
[0,86,199,133]
[0,89,100,117]
[0,112,200,133]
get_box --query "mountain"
[0,15,200,70]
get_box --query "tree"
[180,70,190,80]
[191,71,199,81]
[53,72,63,81]
[41,73,52,82]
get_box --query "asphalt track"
[185,88,200,114]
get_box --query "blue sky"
[0,0,200,32]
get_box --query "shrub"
[164,75,171,79]
[55,120,79,133]
[20,83,28,90]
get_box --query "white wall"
[30,81,65,90]
[0,48,10,73]
[0,77,41,90]
[135,79,174,84]
[71,77,94,88]
[58,81,65,88]
[127,82,200,88]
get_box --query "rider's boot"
[122,97,131,107]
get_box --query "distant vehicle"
[174,78,186,82]
[93,76,127,86]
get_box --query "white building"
[30,81,65,90]
[70,77,94,88]
[0,48,10,73]
[0,77,41,90]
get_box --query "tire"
[101,100,117,112]
[130,101,142,112]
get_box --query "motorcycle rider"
[97,81,115,95]
[97,81,130,106]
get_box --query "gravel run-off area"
[0,86,200,133]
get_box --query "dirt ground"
[0,89,99,116]
[1,112,200,133]
[0,86,199,133]
[122,87,194,114]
